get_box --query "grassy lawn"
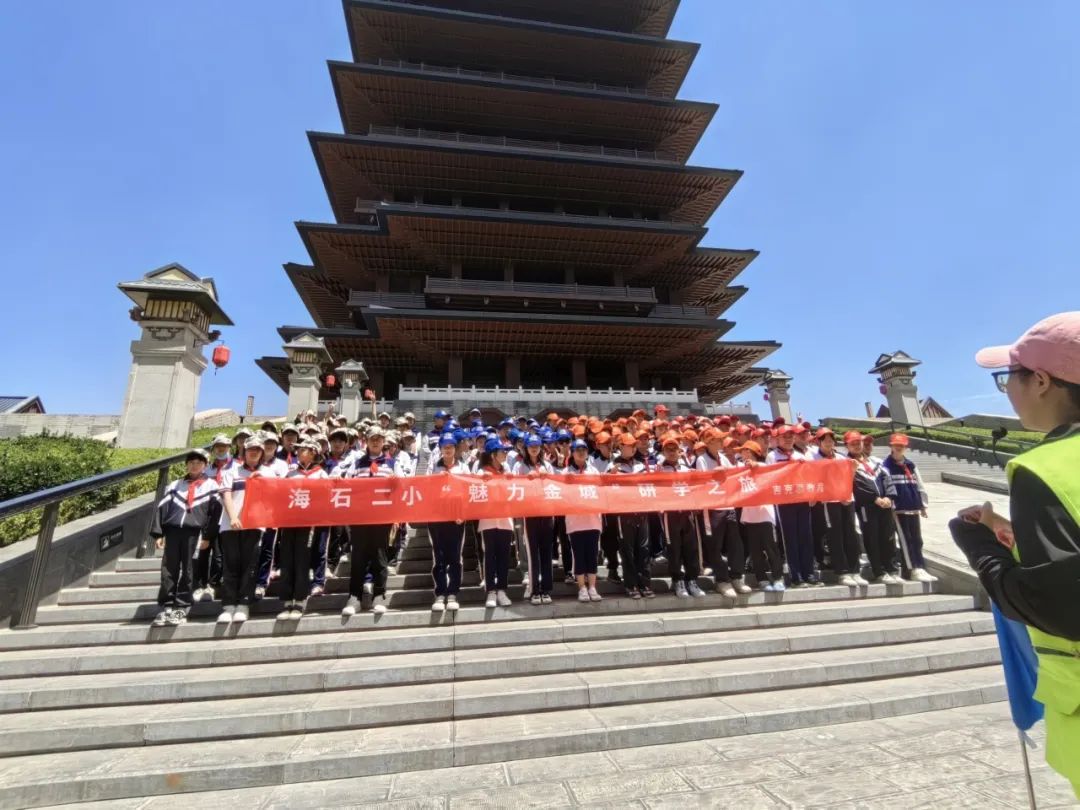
[827,423,1043,455]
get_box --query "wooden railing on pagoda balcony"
[648,303,711,319]
[373,58,665,99]
[347,291,426,310]
[423,277,657,306]
[367,125,678,163]
[398,385,701,404]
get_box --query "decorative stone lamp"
[335,359,369,423]
[761,369,794,423]
[870,351,924,426]
[283,333,332,419]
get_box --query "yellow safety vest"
[1006,434,1080,796]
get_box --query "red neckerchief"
[185,475,202,509]
[295,464,323,477]
[212,459,230,484]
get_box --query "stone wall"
[0,414,120,440]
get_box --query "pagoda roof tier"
[310,132,739,226]
[641,247,759,300]
[642,342,779,401]
[297,206,705,282]
[386,0,680,37]
[345,0,697,98]
[701,369,770,404]
[329,61,715,162]
[285,263,352,328]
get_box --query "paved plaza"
[921,480,1011,568]
[49,702,1077,809]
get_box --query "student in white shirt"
[738,440,786,591]
[565,439,604,603]
[477,438,516,608]
[513,434,556,605]
[428,434,469,612]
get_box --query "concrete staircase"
[895,446,1008,489]
[0,525,1003,808]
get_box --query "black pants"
[741,521,784,583]
[326,525,348,568]
[778,503,815,584]
[704,509,744,581]
[811,504,829,567]
[822,502,862,575]
[277,527,313,602]
[616,513,651,590]
[648,512,667,557]
[482,528,513,591]
[569,529,600,576]
[524,517,555,595]
[256,527,278,588]
[309,527,329,588]
[219,529,262,606]
[349,524,390,597]
[430,521,465,597]
[857,504,897,578]
[600,515,620,573]
[554,516,571,576]
[192,532,222,591]
[157,526,200,608]
[665,512,700,585]
[895,513,927,574]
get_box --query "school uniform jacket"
[218,463,265,533]
[848,453,898,507]
[150,475,221,538]
[881,455,928,514]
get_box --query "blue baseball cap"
[570,439,589,451]
[434,409,450,420]
[484,437,510,454]
[556,429,572,442]
[508,428,522,442]
[452,429,468,443]
[499,418,514,427]
[525,434,543,448]
[438,432,458,448]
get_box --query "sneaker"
[485,592,498,608]
[793,581,811,589]
[216,607,235,624]
[714,582,736,598]
[166,608,187,626]
[192,588,205,603]
[564,574,576,585]
[446,595,460,612]
[309,585,325,597]
[363,581,374,596]
[270,569,280,582]
[372,595,388,614]
[432,598,446,613]
[523,583,532,600]
[732,577,752,594]
[702,567,713,577]
[653,554,667,564]
[277,604,294,621]
[607,572,623,585]
[201,586,215,602]
[152,609,170,627]
[853,574,870,586]
[674,581,689,599]
[912,568,937,583]
[577,587,590,603]
[872,575,891,585]
[288,604,304,621]
[588,587,602,602]
[688,582,707,598]
[338,553,350,565]
[540,594,553,604]
[771,580,787,592]
[342,595,360,617]
[497,590,512,607]
[812,579,826,588]
[838,574,858,587]
[254,585,266,599]
[884,573,903,585]
[628,588,642,600]
[233,606,248,623]
[530,594,542,605]
[763,582,777,593]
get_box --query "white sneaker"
[838,574,858,587]
[288,605,304,621]
[446,595,460,612]
[432,598,446,613]
[688,582,707,598]
[363,582,374,596]
[217,607,234,624]
[732,577,752,594]
[342,595,360,617]
[496,590,512,607]
[872,575,889,584]
[715,582,736,598]
[853,574,869,586]
[201,586,215,603]
[152,609,170,627]
[485,592,498,608]
[372,596,388,614]
[674,581,689,599]
[886,573,904,585]
[912,568,937,583]
[277,605,293,621]
[530,594,542,605]
[588,587,602,602]
[703,567,713,576]
[523,583,532,600]
[192,588,205,603]
[922,569,939,583]
[233,606,248,623]
[254,585,266,599]
[578,587,590,603]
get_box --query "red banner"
[240,460,853,528]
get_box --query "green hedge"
[0,436,184,548]
[826,424,1038,456]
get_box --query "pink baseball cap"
[976,312,1080,385]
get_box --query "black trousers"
[857,504,897,578]
[326,525,348,568]
[822,502,862,575]
[554,516,571,576]
[349,524,391,598]
[895,512,927,574]
[616,513,651,590]
[648,512,667,557]
[569,529,600,576]
[430,521,465,597]
[741,521,784,583]
[778,503,815,584]
[276,527,313,602]
[600,515,620,573]
[482,528,513,591]
[219,529,262,606]
[665,512,700,584]
[157,526,200,608]
[524,517,555,595]
[192,532,222,591]
[704,509,745,581]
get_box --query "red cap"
[775,425,794,436]
[792,423,809,435]
[843,430,864,444]
[815,427,835,441]
[889,433,910,447]
[617,433,637,447]
[654,404,670,413]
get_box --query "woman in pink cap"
[951,311,1080,798]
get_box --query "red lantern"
[879,384,888,396]
[211,345,230,370]
[763,392,770,402]
[325,374,337,388]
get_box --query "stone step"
[0,666,1006,808]
[0,582,943,651]
[0,635,1000,757]
[0,611,993,714]
[0,595,978,679]
[25,583,941,626]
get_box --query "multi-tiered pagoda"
[259,0,779,416]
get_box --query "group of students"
[149,405,935,626]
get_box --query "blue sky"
[2,1,1078,422]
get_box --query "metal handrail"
[2,450,191,630]
[888,420,1038,453]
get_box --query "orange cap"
[572,425,586,437]
[683,429,699,443]
[634,429,650,440]
[693,441,707,453]
[889,433,910,447]
[618,433,637,447]
[661,435,680,449]
[702,428,723,442]
[843,430,864,444]
[741,440,764,458]
[595,431,612,445]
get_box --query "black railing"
[888,420,1037,468]
[0,451,190,630]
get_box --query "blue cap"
[541,433,558,445]
[556,429,572,442]
[499,418,514,427]
[528,419,539,427]
[484,437,509,454]
[452,429,468,443]
[434,409,450,420]
[438,432,458,448]
[471,419,484,428]
[570,439,589,451]
[525,434,543,448]
[508,428,522,442]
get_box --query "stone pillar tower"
[335,359,369,424]
[870,351,923,425]
[283,333,332,419]
[761,370,795,424]
[116,264,233,449]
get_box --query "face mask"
[214,451,230,462]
